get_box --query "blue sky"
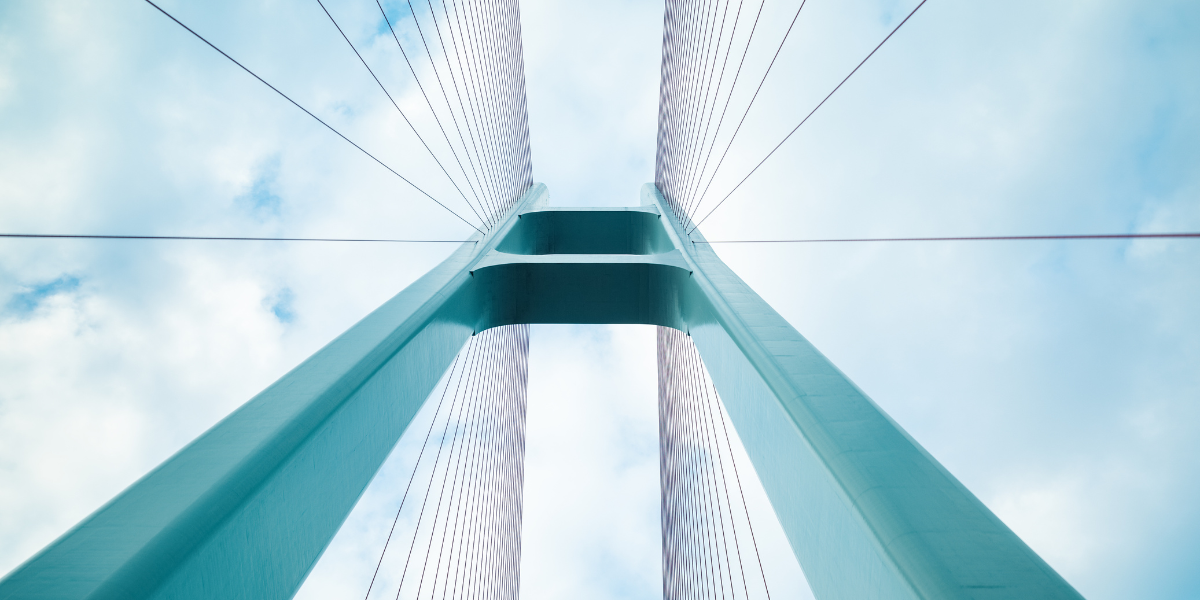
[1,0,1198,599]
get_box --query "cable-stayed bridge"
[5,1,1195,599]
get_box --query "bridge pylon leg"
[648,183,1082,600]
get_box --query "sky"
[1,0,1198,599]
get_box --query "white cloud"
[2,0,1199,598]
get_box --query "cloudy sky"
[1,0,1198,599]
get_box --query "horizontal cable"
[696,233,1200,243]
[141,0,484,234]
[8,232,1195,243]
[0,233,473,243]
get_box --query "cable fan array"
[655,0,768,228]
[142,0,532,233]
[365,325,529,600]
[361,0,534,229]
[656,0,931,233]
[659,327,772,600]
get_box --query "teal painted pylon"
[0,184,1083,600]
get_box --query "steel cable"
[392,335,479,600]
[410,0,500,218]
[139,0,483,234]
[660,328,776,600]
[316,0,485,225]
[678,0,747,218]
[685,0,810,224]
[362,348,464,600]
[680,0,765,218]
[375,0,490,219]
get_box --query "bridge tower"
[0,183,1082,600]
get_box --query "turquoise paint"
[0,183,1083,600]
[642,185,1083,600]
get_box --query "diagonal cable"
[430,0,503,220]
[451,0,507,225]
[685,0,809,222]
[140,0,483,234]
[362,349,465,600]
[705,368,772,600]
[669,0,722,217]
[692,0,929,233]
[409,0,500,219]
[681,0,766,218]
[678,0,748,217]
[315,0,485,225]
[676,0,734,220]
[695,232,1200,243]
[393,335,481,600]
[375,0,489,221]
